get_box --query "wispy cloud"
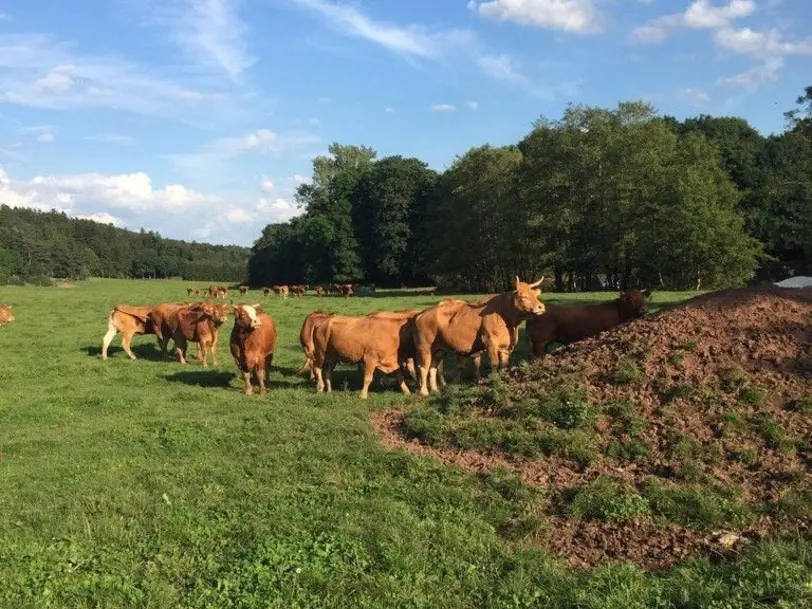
[468,0,607,34]
[169,128,321,173]
[0,34,247,125]
[716,57,784,90]
[84,133,136,145]
[477,54,530,86]
[36,132,55,143]
[289,0,471,60]
[144,0,255,81]
[384,106,395,113]
[430,104,456,112]
[466,100,478,110]
[677,87,711,107]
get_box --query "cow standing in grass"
[230,304,277,394]
[297,311,335,381]
[526,288,650,360]
[311,311,417,399]
[101,304,158,360]
[147,302,193,355]
[412,277,546,395]
[0,304,14,326]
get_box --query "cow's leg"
[314,364,325,392]
[101,319,117,360]
[242,369,253,395]
[197,339,208,367]
[210,336,218,367]
[175,335,188,365]
[324,361,336,393]
[472,353,482,381]
[359,358,376,399]
[121,331,137,360]
[417,349,432,396]
[396,368,411,395]
[256,357,267,394]
[428,353,443,393]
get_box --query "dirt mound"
[371,286,812,571]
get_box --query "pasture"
[1,279,810,609]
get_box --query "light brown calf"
[229,304,277,394]
[0,304,14,326]
[101,304,157,360]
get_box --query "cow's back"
[527,301,622,345]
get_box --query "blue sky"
[0,0,810,246]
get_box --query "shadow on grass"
[84,343,172,362]
[164,367,307,390]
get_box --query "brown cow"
[187,287,195,296]
[207,285,218,298]
[167,301,216,365]
[230,304,277,394]
[312,313,415,399]
[526,288,650,360]
[148,302,194,354]
[315,286,326,297]
[263,287,271,296]
[412,276,546,395]
[101,304,158,360]
[340,284,354,298]
[239,285,249,295]
[0,304,14,326]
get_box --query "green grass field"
[1,279,810,609]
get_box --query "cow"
[272,285,289,299]
[263,287,271,296]
[239,285,249,295]
[101,304,159,360]
[207,285,219,298]
[340,284,354,298]
[296,310,335,380]
[0,304,14,326]
[187,287,195,296]
[311,312,416,399]
[230,304,277,394]
[290,285,307,297]
[147,302,194,354]
[412,276,546,395]
[315,286,326,297]
[526,288,651,360]
[216,286,228,299]
[167,301,216,365]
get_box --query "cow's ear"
[231,305,240,314]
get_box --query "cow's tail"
[295,356,311,374]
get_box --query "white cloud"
[466,100,479,110]
[36,132,55,143]
[476,54,530,86]
[716,56,784,89]
[76,212,123,226]
[0,33,246,125]
[384,106,395,113]
[289,174,310,185]
[290,0,472,59]
[84,133,135,145]
[0,167,300,245]
[714,27,812,57]
[677,87,711,106]
[260,177,275,192]
[143,0,254,81]
[169,128,321,173]
[308,117,321,126]
[633,0,756,44]
[468,0,606,34]
[430,104,456,112]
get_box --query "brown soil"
[370,286,812,571]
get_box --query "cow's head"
[513,276,546,316]
[617,289,650,319]
[191,300,215,317]
[211,303,230,325]
[233,303,263,330]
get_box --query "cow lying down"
[525,288,650,360]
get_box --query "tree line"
[248,86,812,293]
[0,206,249,285]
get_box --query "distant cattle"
[187,287,195,296]
[315,286,326,297]
[311,311,416,398]
[290,285,307,297]
[526,288,650,360]
[230,304,277,394]
[339,284,354,298]
[272,285,289,299]
[101,304,158,360]
[412,277,546,395]
[263,287,271,296]
[239,285,249,295]
[0,304,14,326]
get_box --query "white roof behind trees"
[775,276,812,288]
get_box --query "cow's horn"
[529,276,545,288]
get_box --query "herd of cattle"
[186,283,371,300]
[93,278,650,397]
